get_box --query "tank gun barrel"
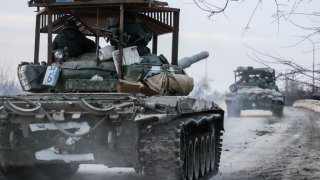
[178,51,209,69]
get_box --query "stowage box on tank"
[0,1,224,180]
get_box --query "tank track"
[0,113,8,180]
[139,114,223,180]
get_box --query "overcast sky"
[1,0,319,92]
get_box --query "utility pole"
[312,40,315,93]
[305,37,315,93]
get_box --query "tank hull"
[225,88,285,117]
[0,93,224,179]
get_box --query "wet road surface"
[215,107,320,180]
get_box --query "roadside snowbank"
[293,99,320,113]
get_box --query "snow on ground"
[293,99,320,113]
[213,110,288,179]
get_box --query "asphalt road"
[7,107,319,180]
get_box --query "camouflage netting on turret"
[237,87,282,100]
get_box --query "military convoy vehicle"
[0,1,224,179]
[225,66,285,117]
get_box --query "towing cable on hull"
[1,96,114,137]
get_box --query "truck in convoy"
[0,0,224,179]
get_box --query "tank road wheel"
[193,137,200,180]
[205,135,211,174]
[186,139,194,180]
[209,131,216,171]
[199,136,206,177]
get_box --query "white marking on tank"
[65,122,91,145]
[29,122,89,132]
[35,147,94,162]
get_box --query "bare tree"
[284,77,311,105]
[246,46,318,98]
[191,75,213,99]
[194,0,320,95]
[0,66,22,95]
[191,0,230,18]
[193,0,320,38]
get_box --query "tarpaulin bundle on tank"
[145,72,194,96]
[237,87,283,100]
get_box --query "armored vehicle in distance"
[0,1,224,179]
[225,66,285,117]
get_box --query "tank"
[225,66,285,117]
[0,1,224,180]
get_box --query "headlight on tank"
[54,50,64,59]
